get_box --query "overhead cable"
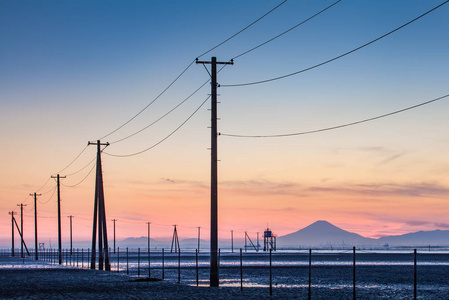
[222,0,449,87]
[197,0,289,59]
[232,0,342,60]
[104,95,211,157]
[99,1,288,141]
[220,94,449,138]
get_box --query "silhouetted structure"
[263,228,277,251]
[196,56,233,287]
[89,140,111,271]
[245,232,258,252]
[51,174,65,264]
[8,211,16,256]
[30,192,41,260]
[171,225,180,253]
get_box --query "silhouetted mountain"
[277,221,449,248]
[378,229,449,246]
[277,220,375,248]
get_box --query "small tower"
[263,227,277,251]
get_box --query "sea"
[4,248,449,299]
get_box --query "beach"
[1,254,448,299]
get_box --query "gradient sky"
[1,0,448,247]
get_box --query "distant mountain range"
[18,220,448,250]
[276,220,449,248]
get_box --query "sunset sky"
[1,0,448,248]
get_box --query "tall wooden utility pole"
[52,174,65,264]
[68,215,74,255]
[30,193,41,260]
[9,211,17,256]
[196,57,233,287]
[89,140,111,271]
[17,204,26,257]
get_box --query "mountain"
[378,229,449,246]
[277,220,376,248]
[277,220,449,248]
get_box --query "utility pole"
[171,225,180,253]
[89,140,111,271]
[112,219,117,254]
[17,204,27,258]
[196,56,233,288]
[68,215,74,255]
[197,227,201,252]
[231,230,234,253]
[52,174,65,264]
[30,193,41,260]
[9,211,17,256]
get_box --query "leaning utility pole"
[89,140,111,271]
[196,57,233,287]
[68,215,74,255]
[9,211,17,256]
[51,174,65,264]
[17,204,26,257]
[30,193,41,260]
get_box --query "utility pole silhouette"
[171,225,180,253]
[30,193,41,260]
[231,230,234,253]
[197,227,201,252]
[68,215,74,255]
[9,211,17,256]
[88,140,111,271]
[52,174,65,264]
[112,219,117,254]
[17,204,27,257]
[196,56,233,287]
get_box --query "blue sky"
[1,0,448,244]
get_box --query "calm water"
[6,248,449,299]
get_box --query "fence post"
[117,247,120,272]
[138,248,141,276]
[196,249,199,286]
[308,249,312,300]
[177,249,181,283]
[414,249,417,300]
[240,248,243,291]
[82,249,84,269]
[269,249,273,297]
[162,248,165,280]
[353,246,356,300]
[126,247,129,275]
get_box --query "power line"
[38,186,57,205]
[220,94,449,138]
[53,145,89,175]
[61,162,96,188]
[98,1,288,141]
[110,80,210,144]
[65,156,96,177]
[222,0,449,87]
[197,0,289,59]
[98,60,195,140]
[232,0,342,60]
[104,95,211,157]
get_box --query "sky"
[1,0,448,248]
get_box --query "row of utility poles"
[10,56,232,289]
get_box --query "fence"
[2,247,447,299]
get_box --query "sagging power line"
[221,0,449,87]
[220,94,449,138]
